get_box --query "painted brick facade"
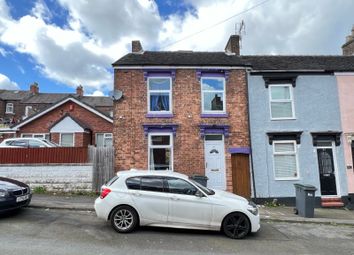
[18,101,112,146]
[113,69,249,192]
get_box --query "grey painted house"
[246,56,354,207]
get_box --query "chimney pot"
[30,82,39,94]
[225,35,240,55]
[132,40,143,53]
[342,25,354,56]
[76,85,84,97]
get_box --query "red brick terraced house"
[10,96,113,147]
[112,36,252,196]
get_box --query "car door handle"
[170,196,179,201]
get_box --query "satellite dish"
[110,90,123,101]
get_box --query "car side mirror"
[195,190,205,198]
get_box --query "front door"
[231,154,251,198]
[317,147,337,196]
[204,135,226,190]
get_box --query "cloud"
[86,90,105,97]
[0,0,353,95]
[0,73,19,89]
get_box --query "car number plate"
[16,194,29,202]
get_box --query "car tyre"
[222,212,250,239]
[110,205,138,233]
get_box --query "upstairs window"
[201,77,226,113]
[5,103,14,114]
[148,77,172,113]
[269,84,295,119]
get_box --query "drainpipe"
[246,68,257,203]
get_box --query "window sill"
[5,112,15,115]
[146,113,174,118]
[201,113,228,118]
[271,117,296,121]
[274,177,300,181]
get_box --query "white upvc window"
[60,133,74,147]
[148,133,173,171]
[269,84,295,120]
[21,133,50,140]
[147,77,172,114]
[5,103,14,114]
[96,133,113,147]
[273,141,299,180]
[201,77,226,113]
[24,106,33,118]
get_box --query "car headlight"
[0,189,7,198]
[247,201,258,216]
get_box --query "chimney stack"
[342,25,354,56]
[225,35,240,55]
[30,82,39,94]
[76,85,84,97]
[132,40,143,53]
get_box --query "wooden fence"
[0,147,88,164]
[89,146,115,192]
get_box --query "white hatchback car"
[0,138,58,148]
[95,170,260,239]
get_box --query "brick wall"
[113,69,249,191]
[18,101,113,146]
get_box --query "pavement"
[29,193,354,226]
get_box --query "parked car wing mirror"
[195,190,205,198]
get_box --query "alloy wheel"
[223,212,250,239]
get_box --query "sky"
[0,0,353,96]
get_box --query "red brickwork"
[18,101,112,147]
[113,69,249,192]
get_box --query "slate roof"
[21,93,70,104]
[0,90,113,107]
[113,51,354,72]
[112,51,247,67]
[0,90,31,100]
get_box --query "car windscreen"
[189,178,215,195]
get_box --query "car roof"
[117,169,189,179]
[2,138,45,141]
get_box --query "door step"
[321,197,344,208]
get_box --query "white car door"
[127,176,168,224]
[166,177,213,228]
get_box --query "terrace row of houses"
[1,27,353,207]
[112,27,354,207]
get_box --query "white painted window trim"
[201,77,226,114]
[24,106,33,118]
[272,140,300,181]
[269,84,296,120]
[59,133,75,147]
[148,132,173,171]
[21,133,49,139]
[95,133,113,147]
[5,103,14,114]
[316,141,341,197]
[147,77,172,114]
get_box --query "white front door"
[204,135,226,190]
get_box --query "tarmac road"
[0,207,354,255]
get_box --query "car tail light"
[100,188,111,199]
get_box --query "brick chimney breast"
[132,40,143,53]
[342,25,354,56]
[225,35,240,55]
[30,82,39,94]
[76,85,84,97]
